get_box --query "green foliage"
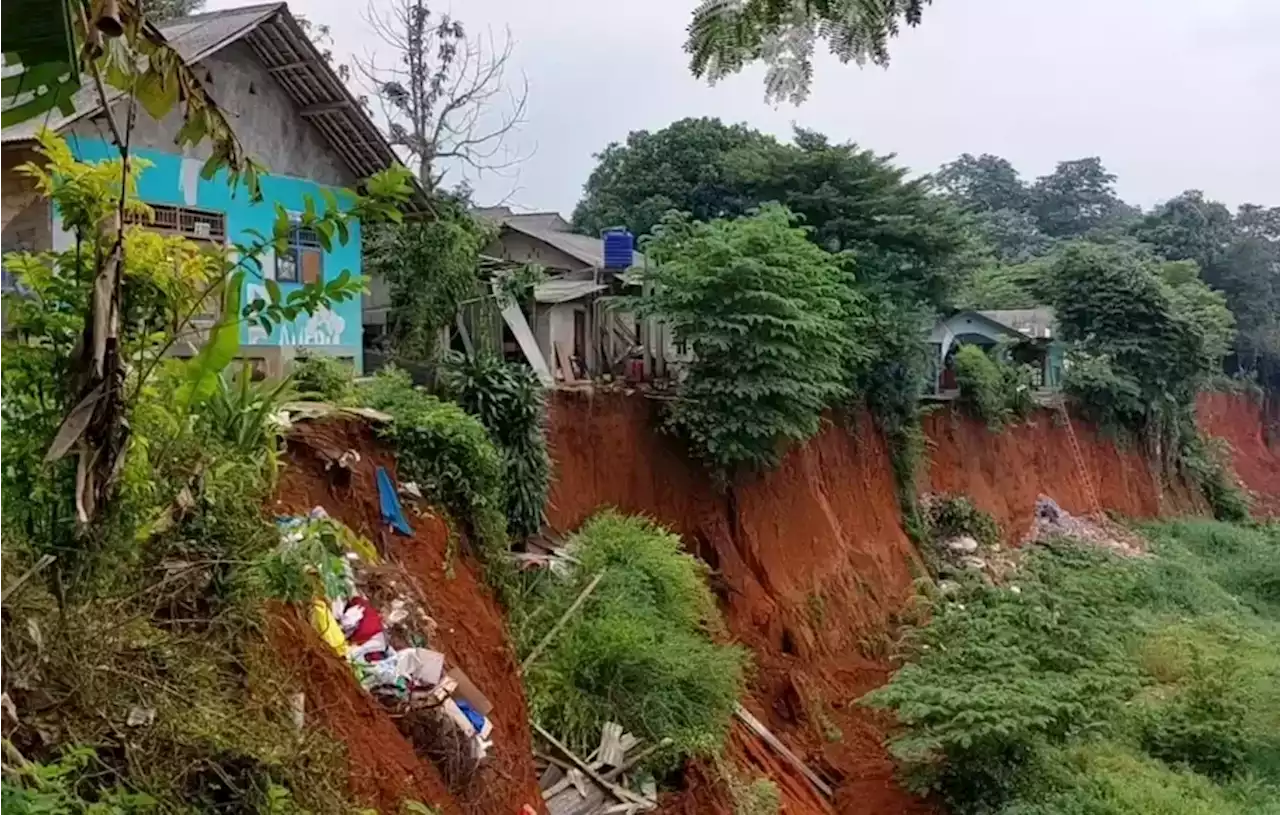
[1,746,158,814]
[1180,434,1252,523]
[573,120,976,309]
[685,0,932,104]
[289,353,355,404]
[925,494,1001,548]
[357,367,513,594]
[200,365,296,484]
[439,352,550,541]
[952,344,1036,429]
[1030,158,1134,239]
[867,519,1280,815]
[632,205,857,477]
[366,197,489,360]
[514,511,746,769]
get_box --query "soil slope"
[273,418,544,815]
[545,392,1205,814]
[1197,392,1280,517]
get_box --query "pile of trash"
[1023,495,1146,557]
[275,499,496,765]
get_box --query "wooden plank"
[598,722,625,769]
[601,738,672,782]
[734,704,833,800]
[521,571,605,674]
[533,723,656,810]
[300,100,353,116]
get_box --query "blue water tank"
[601,228,634,270]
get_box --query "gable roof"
[475,206,647,270]
[2,3,425,208]
[978,308,1055,340]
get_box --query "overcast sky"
[219,0,1278,215]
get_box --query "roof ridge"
[158,2,285,25]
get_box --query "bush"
[925,493,1002,548]
[290,353,355,404]
[357,366,514,594]
[952,344,1035,429]
[633,205,857,477]
[515,511,746,769]
[1140,653,1250,780]
[439,352,551,541]
[1180,434,1252,523]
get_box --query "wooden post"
[521,570,605,674]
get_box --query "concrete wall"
[483,229,589,273]
[65,136,364,372]
[1,147,51,251]
[69,41,355,189]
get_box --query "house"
[1,2,422,376]
[470,207,658,381]
[927,308,1064,396]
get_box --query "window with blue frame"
[275,226,323,284]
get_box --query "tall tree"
[1131,190,1235,277]
[936,153,1029,214]
[1030,157,1129,238]
[571,117,776,238]
[355,0,528,188]
[573,120,975,308]
[685,0,934,103]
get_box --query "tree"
[365,195,490,360]
[969,208,1053,263]
[685,0,934,104]
[140,0,205,22]
[1131,190,1235,277]
[632,205,857,476]
[573,120,975,308]
[571,117,776,238]
[355,0,528,188]
[936,153,1029,214]
[1029,158,1131,239]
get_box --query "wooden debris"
[734,703,833,799]
[533,723,656,811]
[521,570,606,674]
[597,722,625,769]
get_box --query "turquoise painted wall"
[67,135,363,369]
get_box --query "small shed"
[927,308,1063,396]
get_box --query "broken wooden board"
[734,703,833,799]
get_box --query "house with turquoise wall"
[926,308,1065,397]
[1,3,420,375]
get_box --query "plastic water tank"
[601,228,634,270]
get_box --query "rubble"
[1024,495,1146,557]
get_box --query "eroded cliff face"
[1197,392,1280,517]
[545,391,1279,814]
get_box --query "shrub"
[357,366,514,594]
[925,493,1002,548]
[515,511,746,769]
[1140,653,1250,780]
[1180,434,1252,523]
[290,353,355,404]
[632,205,857,477]
[952,344,1035,429]
[439,352,551,541]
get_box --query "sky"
[215,0,1279,216]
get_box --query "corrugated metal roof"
[978,308,1056,340]
[2,3,426,209]
[533,279,606,304]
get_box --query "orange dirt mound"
[272,418,544,815]
[1197,392,1280,517]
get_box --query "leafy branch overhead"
[686,0,934,103]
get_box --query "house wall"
[69,42,355,189]
[1,147,51,251]
[484,230,590,274]
[64,136,364,373]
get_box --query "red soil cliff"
[1197,392,1280,516]
[273,419,544,815]
[544,391,1228,814]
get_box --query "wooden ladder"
[1055,398,1104,516]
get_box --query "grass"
[865,518,1280,815]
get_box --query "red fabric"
[346,596,384,645]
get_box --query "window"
[276,226,323,284]
[126,205,226,242]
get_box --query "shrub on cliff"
[439,351,551,542]
[358,366,514,594]
[952,344,1036,429]
[630,205,860,478]
[515,511,747,770]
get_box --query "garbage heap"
[273,505,496,767]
